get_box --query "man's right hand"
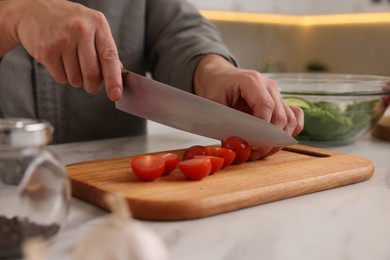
[0,0,123,101]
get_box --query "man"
[0,0,303,159]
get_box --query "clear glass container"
[0,118,71,259]
[265,73,390,146]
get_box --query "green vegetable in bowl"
[284,97,380,143]
[283,97,313,110]
[313,101,341,113]
[301,106,354,141]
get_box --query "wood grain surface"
[66,144,374,221]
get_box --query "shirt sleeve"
[145,0,238,93]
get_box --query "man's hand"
[2,0,122,101]
[194,54,304,159]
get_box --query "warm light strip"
[200,10,390,26]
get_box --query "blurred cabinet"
[188,0,390,14]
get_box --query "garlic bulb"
[73,193,169,260]
[22,237,48,260]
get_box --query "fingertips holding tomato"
[249,146,280,161]
[221,136,251,164]
[131,155,166,181]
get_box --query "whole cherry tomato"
[178,157,212,180]
[155,152,179,175]
[194,155,224,174]
[203,147,236,168]
[130,155,165,181]
[221,136,251,164]
[182,145,205,160]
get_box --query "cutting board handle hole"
[282,147,330,158]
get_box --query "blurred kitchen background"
[188,0,390,76]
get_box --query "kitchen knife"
[116,70,297,147]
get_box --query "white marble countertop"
[45,121,390,260]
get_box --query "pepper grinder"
[0,118,71,259]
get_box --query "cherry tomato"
[155,152,179,175]
[178,157,212,180]
[131,155,165,181]
[221,136,251,164]
[204,147,236,168]
[182,145,205,160]
[194,155,224,174]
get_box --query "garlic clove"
[72,193,169,260]
[22,237,48,260]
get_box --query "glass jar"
[0,118,71,259]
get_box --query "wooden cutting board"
[66,144,374,221]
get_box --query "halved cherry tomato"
[182,145,205,161]
[178,157,212,180]
[221,136,251,164]
[194,155,224,174]
[131,155,165,181]
[204,147,236,168]
[155,152,179,175]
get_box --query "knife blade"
[116,70,297,147]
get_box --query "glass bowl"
[265,73,390,146]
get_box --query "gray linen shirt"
[0,0,236,143]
